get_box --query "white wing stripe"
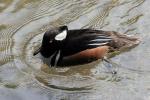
[90,38,112,42]
[97,36,112,38]
[88,42,108,46]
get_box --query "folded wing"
[62,29,112,56]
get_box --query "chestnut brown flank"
[66,46,109,60]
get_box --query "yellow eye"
[49,40,53,43]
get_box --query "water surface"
[0,0,150,100]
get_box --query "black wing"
[62,29,112,56]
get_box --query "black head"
[33,26,68,58]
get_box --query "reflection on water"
[0,0,150,100]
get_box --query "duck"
[33,25,140,68]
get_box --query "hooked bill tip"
[33,47,41,56]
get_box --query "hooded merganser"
[33,26,140,67]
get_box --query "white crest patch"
[55,30,67,41]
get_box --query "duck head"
[33,26,68,58]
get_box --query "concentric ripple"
[0,0,150,100]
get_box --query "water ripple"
[0,0,149,99]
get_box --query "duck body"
[60,29,111,56]
[34,26,140,66]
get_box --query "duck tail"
[106,31,140,51]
